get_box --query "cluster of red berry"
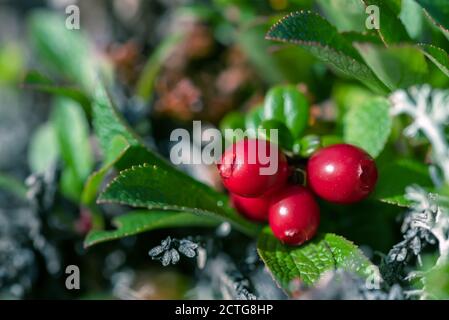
[217,138,378,246]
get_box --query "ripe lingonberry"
[307,144,378,204]
[217,138,289,197]
[231,193,270,222]
[268,185,320,245]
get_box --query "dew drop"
[216,200,224,207]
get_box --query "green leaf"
[237,22,286,85]
[220,111,245,133]
[317,0,366,32]
[399,0,425,39]
[91,83,258,237]
[258,119,294,151]
[92,84,140,153]
[415,0,449,32]
[220,111,246,144]
[292,135,321,157]
[28,10,96,90]
[266,11,388,93]
[52,98,94,198]
[424,262,449,299]
[321,135,344,147]
[332,82,375,125]
[61,168,83,201]
[98,164,259,237]
[0,173,27,199]
[343,97,392,158]
[22,71,91,114]
[136,33,183,102]
[360,0,411,45]
[341,31,384,45]
[418,44,449,77]
[245,105,264,137]
[373,159,433,207]
[263,85,309,139]
[257,228,373,291]
[355,43,428,90]
[28,122,60,173]
[81,135,130,205]
[84,210,218,248]
[0,42,24,84]
[267,11,360,57]
[319,200,400,252]
[92,83,188,172]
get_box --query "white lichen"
[390,85,449,185]
[389,86,449,299]
[405,185,449,265]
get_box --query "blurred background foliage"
[0,0,448,299]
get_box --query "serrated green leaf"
[263,85,309,139]
[92,83,209,175]
[355,43,428,90]
[28,10,96,90]
[257,228,373,291]
[373,159,433,207]
[267,11,360,57]
[28,122,60,173]
[84,210,218,248]
[88,84,237,239]
[344,97,392,158]
[98,164,259,237]
[360,0,411,45]
[415,0,449,32]
[52,98,94,199]
[90,83,242,240]
[418,44,449,77]
[266,12,388,93]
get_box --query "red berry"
[217,138,289,197]
[268,185,320,246]
[307,144,378,204]
[231,193,270,222]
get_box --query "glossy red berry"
[268,185,320,246]
[217,138,289,197]
[231,193,270,222]
[307,144,378,204]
